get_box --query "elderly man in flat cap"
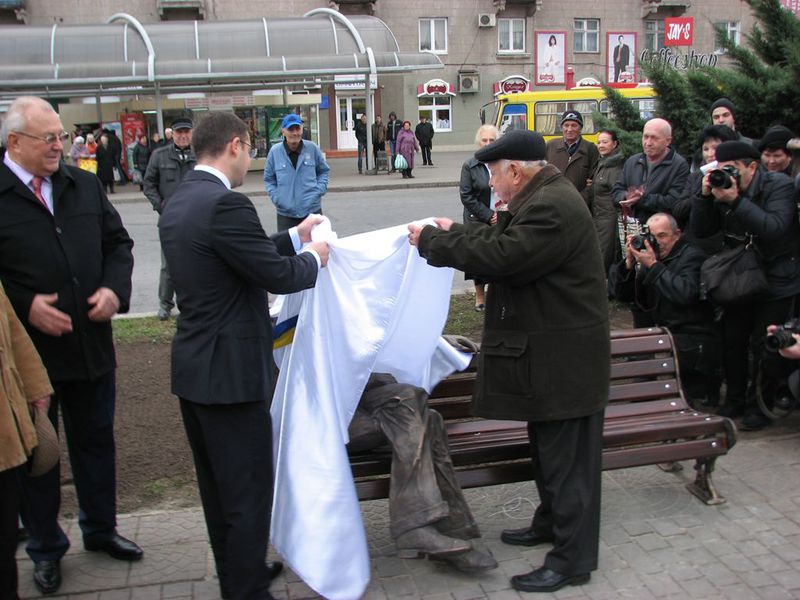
[143,116,197,320]
[545,110,598,205]
[692,140,800,431]
[408,130,610,593]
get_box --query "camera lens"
[765,331,797,352]
[708,169,731,189]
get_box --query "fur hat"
[758,125,794,152]
[715,140,761,162]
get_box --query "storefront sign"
[640,47,717,70]
[664,17,694,46]
[184,95,255,110]
[417,79,455,97]
[493,75,531,96]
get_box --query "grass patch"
[112,294,484,344]
[113,316,176,344]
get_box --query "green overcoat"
[418,164,610,421]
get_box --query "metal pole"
[154,83,164,135]
[365,73,373,173]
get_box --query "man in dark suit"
[613,35,631,83]
[159,111,329,600]
[0,96,138,595]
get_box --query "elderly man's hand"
[29,293,73,336]
[629,238,658,269]
[710,178,740,204]
[296,214,325,243]
[433,218,453,231]
[767,325,800,360]
[87,287,120,322]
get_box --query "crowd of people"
[353,112,438,177]
[3,91,800,599]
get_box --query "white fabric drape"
[270,219,469,600]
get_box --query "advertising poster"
[120,113,146,178]
[607,32,637,83]
[535,31,566,86]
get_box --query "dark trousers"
[276,210,322,233]
[0,467,23,600]
[18,372,117,563]
[179,398,275,600]
[720,296,797,409]
[357,141,368,172]
[421,144,432,165]
[158,247,175,312]
[527,409,604,575]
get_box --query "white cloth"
[270,219,468,600]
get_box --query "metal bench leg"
[686,457,726,505]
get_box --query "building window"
[573,19,599,53]
[498,18,525,53]
[419,18,448,54]
[418,96,452,132]
[714,21,740,53]
[645,20,665,52]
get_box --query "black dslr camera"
[630,225,659,257]
[708,165,741,190]
[765,319,800,352]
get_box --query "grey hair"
[497,159,548,172]
[0,96,57,146]
[647,212,679,233]
[474,124,499,145]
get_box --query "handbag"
[394,154,407,171]
[700,236,768,305]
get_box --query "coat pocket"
[480,330,531,397]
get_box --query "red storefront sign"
[416,79,455,96]
[664,17,694,46]
[493,75,532,96]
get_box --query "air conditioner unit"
[459,73,480,93]
[478,13,496,28]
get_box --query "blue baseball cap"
[281,114,303,129]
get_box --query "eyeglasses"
[13,130,70,145]
[239,139,256,158]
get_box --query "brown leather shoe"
[396,525,471,558]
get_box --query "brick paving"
[15,417,800,599]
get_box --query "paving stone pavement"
[15,417,800,600]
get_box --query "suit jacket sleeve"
[211,191,318,294]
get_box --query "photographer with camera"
[691,141,800,430]
[608,213,720,405]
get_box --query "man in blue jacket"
[264,114,330,231]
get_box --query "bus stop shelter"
[0,9,443,151]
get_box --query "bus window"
[632,98,657,120]
[499,103,528,134]
[535,100,598,135]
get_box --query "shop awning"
[0,9,443,98]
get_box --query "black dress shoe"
[33,560,61,594]
[266,560,283,580]
[85,533,143,561]
[511,566,590,593]
[500,526,554,547]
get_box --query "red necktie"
[31,176,47,208]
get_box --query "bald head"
[642,118,672,162]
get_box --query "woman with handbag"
[691,141,800,430]
[459,125,498,310]
[395,120,419,179]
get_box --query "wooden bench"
[349,327,738,506]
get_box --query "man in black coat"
[386,111,403,173]
[415,116,435,166]
[608,213,720,404]
[409,130,609,594]
[0,96,138,595]
[159,112,329,600]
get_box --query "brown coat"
[546,137,599,206]
[0,282,53,472]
